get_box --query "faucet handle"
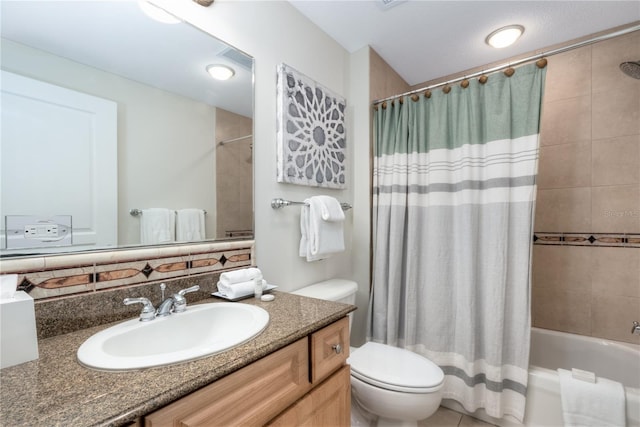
[632,320,640,334]
[124,297,156,322]
[173,285,200,313]
[178,285,200,296]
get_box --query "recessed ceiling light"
[206,64,235,81]
[138,1,181,24]
[485,25,524,49]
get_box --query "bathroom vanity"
[0,292,354,426]
[143,317,350,426]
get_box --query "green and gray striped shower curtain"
[369,63,545,421]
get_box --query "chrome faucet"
[123,284,200,321]
[632,321,640,335]
[123,297,156,322]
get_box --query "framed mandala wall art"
[276,63,347,189]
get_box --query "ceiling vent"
[377,0,407,11]
[219,47,253,71]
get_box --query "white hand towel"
[558,368,626,427]
[140,208,175,244]
[176,209,205,242]
[219,267,263,286]
[316,195,345,222]
[217,279,266,299]
[299,196,345,262]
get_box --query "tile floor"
[418,406,497,427]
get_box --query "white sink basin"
[77,302,269,371]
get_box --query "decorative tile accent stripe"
[533,233,640,248]
[3,240,254,300]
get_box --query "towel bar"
[129,209,207,216]
[270,198,352,211]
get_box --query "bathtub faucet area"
[632,321,640,335]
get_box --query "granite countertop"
[0,292,355,426]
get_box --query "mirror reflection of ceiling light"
[138,1,181,24]
[206,64,235,81]
[485,25,525,48]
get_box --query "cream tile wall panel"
[592,88,640,140]
[532,245,592,292]
[535,187,592,232]
[591,184,640,232]
[591,293,640,344]
[540,96,592,146]
[538,141,592,189]
[543,47,592,103]
[592,31,640,94]
[590,247,640,298]
[592,135,640,186]
[532,287,591,335]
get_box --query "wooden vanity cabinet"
[143,317,350,427]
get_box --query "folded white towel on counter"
[558,368,626,427]
[217,279,267,299]
[140,208,175,244]
[299,196,345,262]
[176,209,205,242]
[219,267,263,286]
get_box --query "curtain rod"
[218,134,253,145]
[373,24,640,105]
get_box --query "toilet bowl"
[292,279,444,426]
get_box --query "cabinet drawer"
[310,316,349,383]
[144,338,310,427]
[267,364,351,427]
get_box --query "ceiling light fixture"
[485,25,524,49]
[206,64,235,81]
[138,1,181,24]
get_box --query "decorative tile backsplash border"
[534,232,640,248]
[0,240,254,300]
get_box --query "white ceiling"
[1,1,253,117]
[289,1,640,87]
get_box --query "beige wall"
[532,31,640,344]
[369,48,410,102]
[215,108,253,239]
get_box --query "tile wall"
[0,240,253,301]
[532,31,640,344]
[215,108,253,239]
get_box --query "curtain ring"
[536,58,548,68]
[411,94,419,102]
[504,67,515,77]
[382,101,387,110]
[478,74,488,84]
[460,78,470,89]
[399,97,404,105]
[442,85,451,94]
[424,89,432,99]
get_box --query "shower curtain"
[369,63,545,421]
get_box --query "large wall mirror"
[0,1,254,257]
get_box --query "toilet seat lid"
[349,342,444,392]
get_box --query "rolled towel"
[219,268,262,286]
[217,279,267,299]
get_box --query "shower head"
[620,60,640,79]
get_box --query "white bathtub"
[524,327,640,427]
[442,327,640,426]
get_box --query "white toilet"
[292,279,444,427]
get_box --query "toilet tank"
[291,279,357,305]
